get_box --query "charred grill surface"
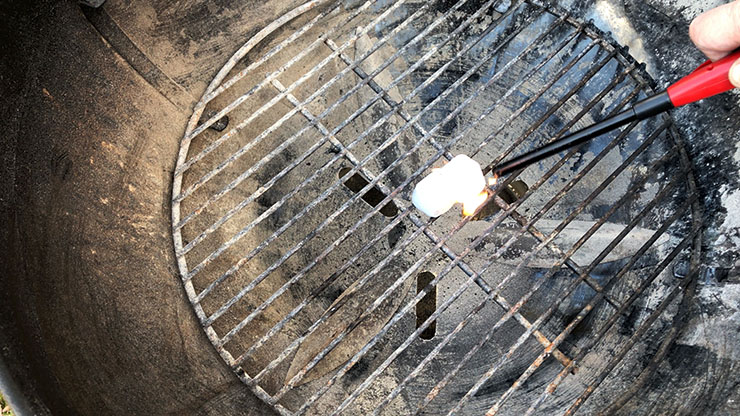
[172,1,702,414]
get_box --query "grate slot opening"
[339,167,398,217]
[415,271,437,340]
[472,180,528,220]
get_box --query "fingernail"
[731,60,740,88]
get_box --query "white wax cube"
[412,155,486,217]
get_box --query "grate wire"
[172,1,703,415]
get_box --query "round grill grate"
[172,0,702,414]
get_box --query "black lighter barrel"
[492,91,673,178]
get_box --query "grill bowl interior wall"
[2,0,739,415]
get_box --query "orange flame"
[461,191,489,217]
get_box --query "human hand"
[689,0,740,87]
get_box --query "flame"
[461,191,489,217]
[461,175,496,216]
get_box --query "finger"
[731,58,740,88]
[689,0,740,61]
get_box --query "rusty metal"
[201,0,524,327]
[172,0,703,414]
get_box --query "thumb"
[689,1,740,61]
[732,58,740,88]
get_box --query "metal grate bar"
[454,57,634,311]
[562,281,689,415]
[226,24,585,369]
[509,208,623,308]
[272,77,418,214]
[176,0,518,235]
[273,76,567,352]
[381,124,673,416]
[480,47,617,171]
[184,3,341,140]
[531,240,698,415]
[177,0,414,175]
[182,0,515,279]
[180,135,330,258]
[205,24,549,346]
[525,229,701,415]
[562,236,699,415]
[464,33,598,171]
[177,0,517,251]
[229,206,413,361]
[451,165,689,415]
[317,34,575,366]
[176,0,512,245]
[335,101,664,416]
[248,209,426,385]
[195,2,536,317]
[402,122,673,414]
[482,44,616,174]
[198,0,337,103]
[174,0,423,199]
[177,0,498,205]
[215,8,556,354]
[243,33,601,391]
[289,64,648,413]
[324,38,455,162]
[495,62,642,309]
[598,230,701,416]
[286,213,502,409]
[173,3,702,415]
[272,76,518,307]
[177,0,333,149]
[276,45,621,406]
[450,182,687,416]
[324,18,591,308]
[260,18,612,400]
[177,0,370,175]
[484,194,697,415]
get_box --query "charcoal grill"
[171,0,703,414]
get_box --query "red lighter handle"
[667,49,740,107]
